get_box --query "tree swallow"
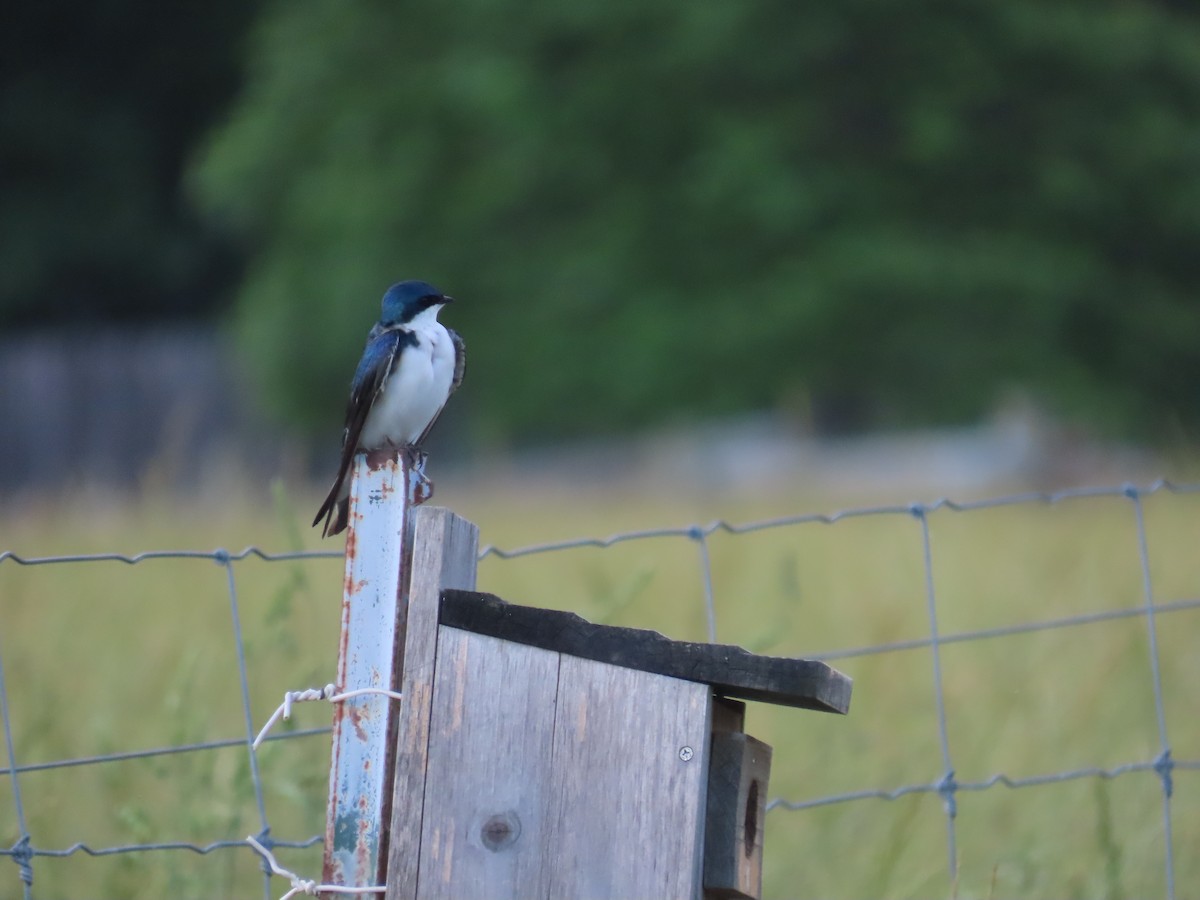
[313,280,465,537]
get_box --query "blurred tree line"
[7,1,1200,444]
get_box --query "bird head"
[380,280,453,326]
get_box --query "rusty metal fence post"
[322,449,431,889]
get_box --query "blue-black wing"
[313,327,417,536]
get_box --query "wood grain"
[537,655,712,900]
[703,733,772,900]
[384,508,478,900]
[416,628,560,900]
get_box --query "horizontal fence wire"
[1,477,1197,898]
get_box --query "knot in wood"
[481,811,521,852]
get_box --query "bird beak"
[441,295,455,305]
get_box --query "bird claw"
[405,445,433,506]
[402,445,428,469]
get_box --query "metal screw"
[679,746,694,762]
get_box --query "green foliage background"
[192,0,1200,443]
[5,1,1200,442]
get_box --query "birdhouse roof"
[439,590,852,714]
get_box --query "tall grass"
[1,475,1196,899]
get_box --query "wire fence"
[1,478,1197,899]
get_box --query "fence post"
[322,449,442,889]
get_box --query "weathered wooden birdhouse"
[378,511,853,900]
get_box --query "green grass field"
[2,474,1197,899]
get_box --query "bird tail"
[313,490,350,537]
[327,498,350,536]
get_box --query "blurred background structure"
[3,0,1199,492]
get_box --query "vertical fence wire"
[913,504,958,879]
[0,642,33,900]
[217,551,273,900]
[690,527,719,643]
[1126,488,1176,900]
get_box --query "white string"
[252,685,404,749]
[246,834,385,900]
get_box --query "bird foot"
[401,445,428,469]
[404,445,433,506]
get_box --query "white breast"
[358,318,456,449]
